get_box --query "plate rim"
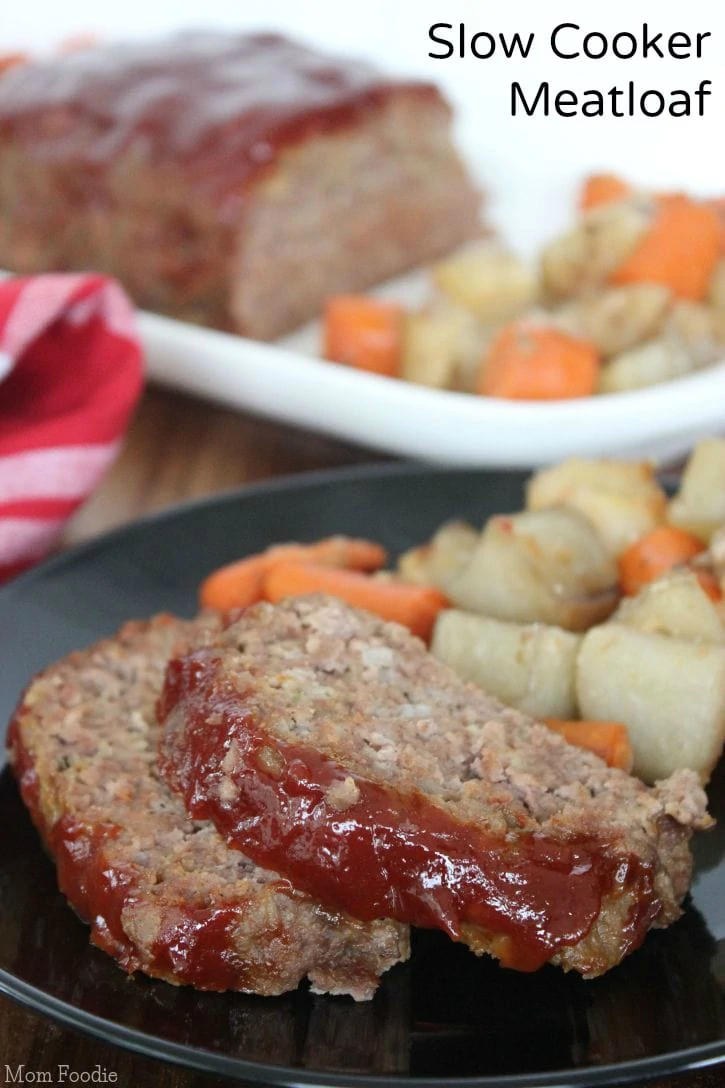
[2,964,725,1088]
[1,460,724,1087]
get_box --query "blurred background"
[6,0,724,249]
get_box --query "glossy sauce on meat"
[8,713,263,989]
[0,32,438,182]
[159,650,660,972]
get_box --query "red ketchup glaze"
[158,652,661,972]
[0,33,441,195]
[7,711,257,990]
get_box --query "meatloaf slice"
[7,614,408,998]
[158,595,711,979]
[0,32,481,339]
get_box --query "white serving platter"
[5,156,725,468]
[137,158,725,468]
[139,302,725,468]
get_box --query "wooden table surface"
[2,385,721,1088]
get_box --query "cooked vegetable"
[432,244,538,323]
[577,623,725,783]
[696,569,724,603]
[614,568,725,643]
[617,526,706,596]
[324,296,404,377]
[397,520,479,593]
[579,174,632,212]
[199,537,388,610]
[402,302,484,390]
[666,301,725,367]
[541,200,651,302]
[708,526,725,580]
[0,52,27,75]
[612,196,723,302]
[709,259,725,313]
[598,299,725,394]
[668,438,725,543]
[262,561,449,641]
[555,284,671,359]
[526,458,667,556]
[543,719,633,771]
[446,506,619,632]
[598,336,694,393]
[432,610,581,719]
[477,321,599,400]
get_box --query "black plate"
[1,463,725,1088]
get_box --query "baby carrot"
[544,719,633,772]
[612,195,723,301]
[579,174,631,212]
[266,537,387,572]
[199,536,388,611]
[200,553,272,611]
[262,561,449,642]
[617,525,706,596]
[324,296,404,377]
[477,322,599,400]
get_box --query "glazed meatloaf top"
[7,614,408,998]
[0,32,442,193]
[158,595,711,979]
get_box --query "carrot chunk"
[478,322,599,400]
[262,561,449,642]
[612,195,723,301]
[579,174,631,212]
[617,526,706,596]
[0,52,27,75]
[544,719,633,771]
[324,296,404,377]
[199,536,388,611]
[694,569,724,603]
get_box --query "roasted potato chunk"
[432,610,581,718]
[668,439,725,543]
[614,568,725,644]
[526,458,666,556]
[666,301,725,367]
[402,302,485,391]
[433,244,538,324]
[541,200,651,302]
[446,506,619,631]
[555,284,671,358]
[599,302,724,394]
[397,520,479,593]
[708,258,725,314]
[577,623,725,783]
[598,336,694,393]
[708,525,725,580]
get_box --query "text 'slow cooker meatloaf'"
[7,615,409,998]
[0,32,481,339]
[159,595,711,979]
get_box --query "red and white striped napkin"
[0,273,144,582]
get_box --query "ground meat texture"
[158,595,711,978]
[7,615,409,998]
[0,32,481,340]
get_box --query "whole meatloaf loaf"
[158,595,711,979]
[7,614,409,998]
[0,32,481,339]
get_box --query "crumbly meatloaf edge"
[7,614,409,999]
[158,595,711,978]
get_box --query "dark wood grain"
[62,385,385,546]
[1,385,718,1088]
